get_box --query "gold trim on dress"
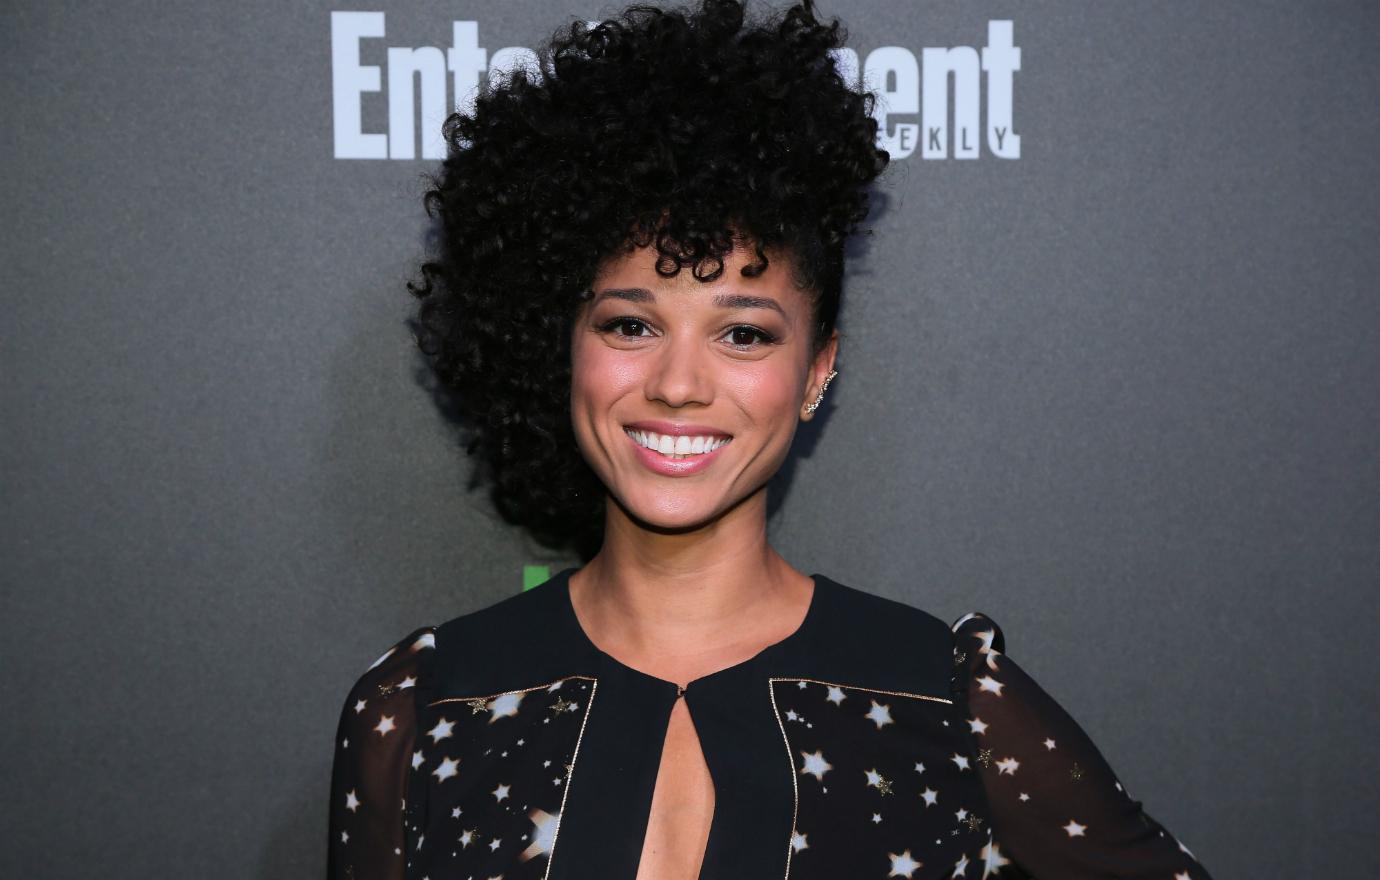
[427,674,599,706]
[544,678,598,880]
[767,677,800,879]
[769,676,953,704]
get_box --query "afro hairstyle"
[406,0,890,560]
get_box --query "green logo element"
[522,565,551,592]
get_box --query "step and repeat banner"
[3,1,1376,877]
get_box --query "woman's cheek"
[723,360,801,419]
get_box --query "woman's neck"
[568,506,814,685]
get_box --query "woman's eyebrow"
[591,287,654,306]
[713,293,785,316]
[593,287,785,316]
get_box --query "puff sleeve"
[950,612,1213,879]
[326,626,437,880]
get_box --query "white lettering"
[448,21,487,120]
[331,12,387,159]
[330,15,1023,161]
[982,20,1021,158]
[864,47,919,160]
[921,45,980,159]
[388,46,448,160]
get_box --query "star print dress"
[326,567,1214,879]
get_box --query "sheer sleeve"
[326,626,437,880]
[950,612,1213,879]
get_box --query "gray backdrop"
[3,0,1377,876]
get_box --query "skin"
[566,235,839,879]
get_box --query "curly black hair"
[407,0,889,560]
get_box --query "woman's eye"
[599,317,652,338]
[723,325,777,349]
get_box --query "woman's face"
[570,241,838,532]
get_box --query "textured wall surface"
[2,1,1377,876]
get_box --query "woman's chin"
[611,491,730,534]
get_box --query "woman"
[326,1,1214,878]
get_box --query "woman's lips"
[624,429,732,476]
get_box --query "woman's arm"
[326,627,436,879]
[951,613,1213,878]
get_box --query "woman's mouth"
[623,428,733,475]
[624,428,732,459]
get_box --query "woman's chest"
[405,673,1003,879]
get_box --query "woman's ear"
[801,330,840,420]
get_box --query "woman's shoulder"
[337,625,439,704]
[817,573,953,634]
[809,574,965,694]
[335,578,561,708]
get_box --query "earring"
[804,370,837,415]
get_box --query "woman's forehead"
[594,240,798,291]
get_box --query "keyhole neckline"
[553,566,827,697]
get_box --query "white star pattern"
[488,692,524,721]
[975,675,1004,697]
[411,749,425,770]
[800,749,833,782]
[920,787,939,806]
[865,700,893,729]
[373,715,396,736]
[520,807,560,862]
[790,830,809,852]
[432,757,459,783]
[493,783,511,802]
[950,752,971,771]
[888,849,922,877]
[1063,819,1087,837]
[971,627,1003,671]
[825,685,845,705]
[995,757,1019,776]
[968,717,988,735]
[345,790,360,812]
[427,717,454,743]
[980,840,1011,878]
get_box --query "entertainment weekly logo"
[330,12,1020,161]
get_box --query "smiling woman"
[326,1,1216,879]
[570,242,828,513]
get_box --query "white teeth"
[625,429,731,458]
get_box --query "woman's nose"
[643,333,713,408]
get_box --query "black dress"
[326,567,1213,879]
